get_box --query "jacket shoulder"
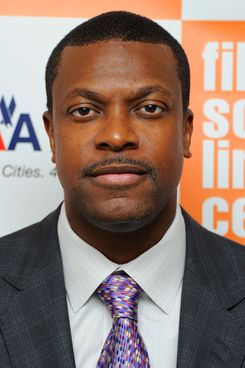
[183,208,245,274]
[0,207,61,273]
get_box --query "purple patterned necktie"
[96,273,150,368]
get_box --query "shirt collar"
[58,203,186,315]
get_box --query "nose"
[94,111,139,152]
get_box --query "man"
[1,11,245,368]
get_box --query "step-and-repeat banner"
[0,0,245,244]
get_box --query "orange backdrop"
[0,0,181,19]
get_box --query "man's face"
[44,40,193,232]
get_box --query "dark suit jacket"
[1,207,245,367]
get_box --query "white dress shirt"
[58,203,186,368]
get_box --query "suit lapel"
[177,211,245,368]
[0,208,76,368]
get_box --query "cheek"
[54,130,85,187]
[143,122,184,158]
[145,125,184,181]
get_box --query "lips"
[87,165,147,185]
[89,165,147,176]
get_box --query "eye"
[70,106,95,117]
[136,103,166,118]
[143,104,163,113]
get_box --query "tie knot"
[96,273,141,321]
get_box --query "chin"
[68,188,169,233]
[82,202,160,233]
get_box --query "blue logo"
[0,96,41,151]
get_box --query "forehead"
[53,40,180,98]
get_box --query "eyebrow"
[66,88,104,103]
[132,85,173,100]
[65,85,173,103]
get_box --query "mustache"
[79,156,157,180]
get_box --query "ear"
[43,111,56,163]
[183,109,194,159]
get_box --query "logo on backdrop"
[181,22,245,244]
[201,41,245,239]
[0,96,41,151]
[202,41,245,189]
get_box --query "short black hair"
[45,11,190,112]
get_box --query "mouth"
[87,165,147,185]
